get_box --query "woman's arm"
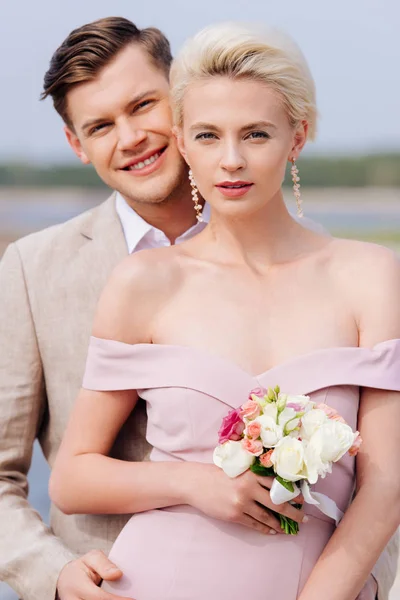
[299,246,400,600]
[49,251,193,514]
[49,385,195,514]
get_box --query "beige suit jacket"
[0,194,150,599]
[0,193,397,600]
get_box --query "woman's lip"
[216,181,253,186]
[216,183,253,198]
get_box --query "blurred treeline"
[1,153,399,188]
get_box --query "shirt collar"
[115,192,210,254]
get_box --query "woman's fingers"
[239,511,278,535]
[254,481,307,524]
[246,501,283,533]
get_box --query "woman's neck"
[202,190,316,270]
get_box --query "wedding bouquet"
[213,386,362,534]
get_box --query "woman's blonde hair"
[170,22,317,140]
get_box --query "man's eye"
[89,123,110,136]
[247,131,271,139]
[195,132,217,140]
[135,100,154,111]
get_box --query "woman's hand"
[182,463,307,535]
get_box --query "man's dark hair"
[41,16,173,127]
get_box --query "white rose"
[271,437,307,482]
[300,409,328,440]
[213,440,255,478]
[309,420,355,464]
[256,414,283,448]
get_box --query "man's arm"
[0,242,76,599]
[0,242,135,600]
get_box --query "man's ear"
[64,126,91,165]
[172,126,189,164]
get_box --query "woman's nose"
[219,143,246,172]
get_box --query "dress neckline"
[90,336,400,381]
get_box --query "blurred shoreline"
[1,186,400,255]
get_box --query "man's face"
[65,43,187,206]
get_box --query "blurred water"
[1,188,400,237]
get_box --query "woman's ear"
[172,125,189,164]
[289,120,308,162]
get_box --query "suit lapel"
[80,192,129,284]
[52,193,129,392]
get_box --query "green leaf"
[250,462,275,477]
[276,476,294,493]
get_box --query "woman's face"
[177,76,306,218]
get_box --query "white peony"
[213,440,255,478]
[303,439,331,484]
[256,414,284,448]
[309,420,356,464]
[271,437,308,482]
[300,409,328,440]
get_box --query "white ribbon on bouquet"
[269,478,344,526]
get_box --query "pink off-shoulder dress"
[83,337,400,600]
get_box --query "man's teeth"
[128,151,161,170]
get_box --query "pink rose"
[218,409,245,444]
[242,438,263,456]
[330,413,346,424]
[259,449,274,468]
[349,432,362,456]
[316,403,338,418]
[249,387,266,400]
[240,400,261,420]
[246,421,262,439]
[316,403,346,423]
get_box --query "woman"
[50,23,400,599]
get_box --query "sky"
[0,0,399,162]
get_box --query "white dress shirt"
[116,192,211,254]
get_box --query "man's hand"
[57,550,133,600]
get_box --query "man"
[0,16,396,600]
[0,17,208,600]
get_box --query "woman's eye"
[247,131,271,139]
[195,132,217,140]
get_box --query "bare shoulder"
[92,246,183,344]
[329,238,400,345]
[329,238,399,284]
[112,245,181,291]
